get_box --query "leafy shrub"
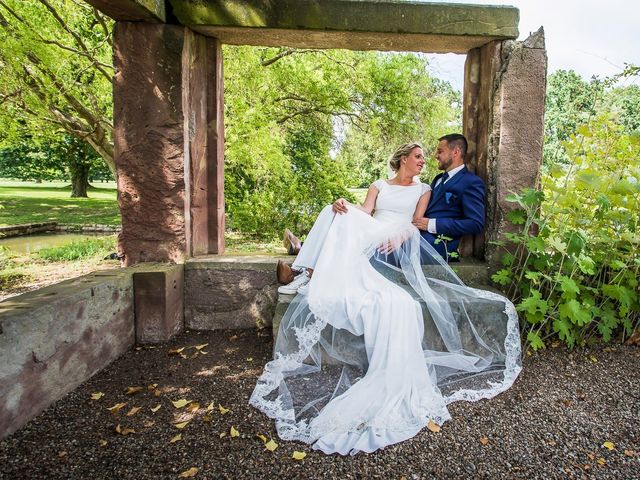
[492,116,639,350]
[38,236,116,261]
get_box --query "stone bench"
[272,258,504,340]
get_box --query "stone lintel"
[133,263,184,344]
[170,0,519,53]
[84,0,166,22]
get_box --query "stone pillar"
[485,29,547,265]
[114,22,224,266]
[467,28,546,265]
[463,40,501,259]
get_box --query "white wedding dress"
[250,179,521,455]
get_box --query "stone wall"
[0,269,135,439]
[184,256,279,330]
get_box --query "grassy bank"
[0,180,120,226]
[0,235,120,301]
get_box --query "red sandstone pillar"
[114,23,224,266]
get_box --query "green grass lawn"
[0,180,120,226]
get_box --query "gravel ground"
[1,329,638,480]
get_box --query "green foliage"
[0,0,114,171]
[223,46,459,238]
[494,116,640,350]
[37,236,116,261]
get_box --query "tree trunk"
[70,163,90,197]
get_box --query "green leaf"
[517,290,549,316]
[527,331,546,351]
[526,236,546,253]
[577,255,596,275]
[602,284,634,307]
[553,318,575,348]
[506,209,527,225]
[491,269,511,286]
[558,299,592,326]
[558,275,580,300]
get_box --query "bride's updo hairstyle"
[389,142,423,172]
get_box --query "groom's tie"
[435,171,449,192]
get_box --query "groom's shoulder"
[463,167,485,184]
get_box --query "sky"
[422,0,640,90]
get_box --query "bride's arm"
[332,185,379,215]
[412,190,432,221]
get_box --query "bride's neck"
[392,171,415,185]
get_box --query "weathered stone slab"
[171,0,519,53]
[0,269,135,439]
[185,255,279,330]
[83,0,166,22]
[133,263,184,344]
[484,29,547,265]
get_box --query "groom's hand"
[332,198,348,214]
[412,217,429,231]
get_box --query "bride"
[250,142,521,455]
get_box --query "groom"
[412,133,485,262]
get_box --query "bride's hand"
[377,240,396,255]
[332,198,349,214]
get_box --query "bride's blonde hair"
[389,142,423,172]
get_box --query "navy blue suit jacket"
[421,166,485,261]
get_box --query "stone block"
[185,255,279,330]
[0,268,135,439]
[83,0,166,22]
[133,263,184,344]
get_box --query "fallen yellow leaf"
[230,426,240,437]
[90,392,104,400]
[178,467,199,478]
[597,457,606,466]
[194,344,209,350]
[202,413,213,423]
[115,424,135,435]
[154,390,162,397]
[624,450,635,457]
[218,404,230,414]
[219,432,227,438]
[107,402,127,414]
[206,403,214,412]
[292,451,307,460]
[99,440,108,447]
[174,421,190,429]
[126,406,141,416]
[199,351,208,355]
[603,441,615,451]
[589,355,598,363]
[170,434,182,443]
[168,347,185,355]
[148,384,158,390]
[246,357,253,362]
[58,451,67,458]
[172,399,192,409]
[151,404,162,413]
[186,403,200,413]
[126,386,144,395]
[427,420,441,433]
[479,437,490,445]
[256,434,267,443]
[265,439,278,452]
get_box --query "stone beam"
[169,0,519,53]
[83,0,166,22]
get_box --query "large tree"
[0,0,114,175]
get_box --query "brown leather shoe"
[283,228,302,255]
[277,260,296,284]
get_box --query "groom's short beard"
[438,157,453,171]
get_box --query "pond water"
[0,232,111,255]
